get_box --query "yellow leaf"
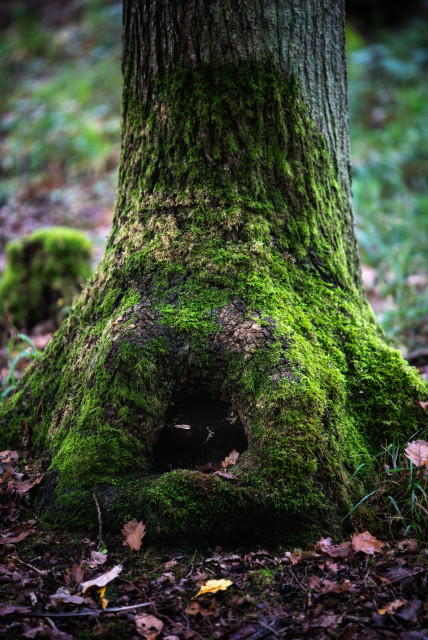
[97,585,108,610]
[378,599,406,615]
[195,579,233,597]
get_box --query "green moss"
[0,227,92,329]
[1,61,427,545]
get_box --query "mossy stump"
[1,1,427,545]
[0,227,92,335]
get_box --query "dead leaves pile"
[0,526,427,640]
[0,450,44,546]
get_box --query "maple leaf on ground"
[195,579,233,597]
[80,564,122,593]
[135,613,163,640]
[404,440,428,467]
[121,519,146,551]
[316,537,353,558]
[221,450,239,468]
[351,531,383,555]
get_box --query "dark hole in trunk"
[154,393,248,472]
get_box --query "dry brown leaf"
[316,537,353,558]
[16,474,45,495]
[417,401,428,412]
[135,613,163,640]
[50,590,85,606]
[404,440,428,467]
[185,601,217,617]
[65,563,84,588]
[221,450,240,468]
[195,579,233,597]
[185,601,202,616]
[0,527,35,545]
[351,531,383,555]
[81,564,122,593]
[89,550,108,568]
[378,599,407,615]
[213,470,236,480]
[122,519,146,551]
[282,551,303,565]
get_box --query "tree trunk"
[1,0,426,544]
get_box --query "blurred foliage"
[0,0,122,203]
[348,20,428,350]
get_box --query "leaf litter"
[0,451,427,639]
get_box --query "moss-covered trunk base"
[1,62,427,544]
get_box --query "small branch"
[30,602,153,618]
[92,491,103,549]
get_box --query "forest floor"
[0,447,427,640]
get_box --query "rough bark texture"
[0,0,426,544]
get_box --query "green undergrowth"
[348,20,428,348]
[0,227,92,331]
[1,61,427,544]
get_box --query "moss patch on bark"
[1,62,427,544]
[0,227,92,331]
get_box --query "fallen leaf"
[89,550,108,568]
[417,401,428,412]
[65,563,84,588]
[404,440,428,467]
[195,579,233,597]
[0,527,35,545]
[50,588,85,606]
[396,539,418,552]
[378,599,407,615]
[135,613,163,640]
[316,537,353,558]
[0,450,19,469]
[185,601,217,617]
[98,585,108,610]
[351,531,383,555]
[81,564,122,593]
[0,603,31,615]
[309,575,322,590]
[186,601,202,615]
[174,424,191,430]
[213,470,236,480]
[282,551,303,565]
[221,450,239,468]
[122,519,146,551]
[16,474,45,495]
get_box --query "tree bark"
[1,0,426,543]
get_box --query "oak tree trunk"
[1,0,426,544]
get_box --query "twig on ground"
[30,602,153,617]
[12,556,64,587]
[92,491,103,549]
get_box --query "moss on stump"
[0,227,92,332]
